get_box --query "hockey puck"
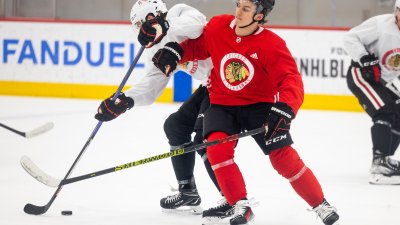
[61,210,72,216]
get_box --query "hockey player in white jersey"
[343,0,400,185]
[94,0,223,215]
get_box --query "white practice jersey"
[343,14,400,83]
[125,4,212,106]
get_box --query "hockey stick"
[23,45,145,216]
[21,127,265,188]
[0,122,54,138]
[383,76,400,98]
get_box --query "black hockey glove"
[95,92,134,122]
[152,42,183,77]
[264,102,294,141]
[360,54,381,83]
[138,13,169,48]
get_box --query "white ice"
[1,96,399,225]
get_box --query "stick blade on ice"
[20,155,61,187]
[24,203,47,215]
[25,122,54,138]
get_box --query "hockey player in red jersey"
[152,0,340,225]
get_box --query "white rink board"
[1,20,351,95]
[0,21,167,87]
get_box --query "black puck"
[61,210,72,216]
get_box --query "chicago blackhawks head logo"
[225,61,250,83]
[387,55,400,69]
[220,53,254,91]
[382,48,400,71]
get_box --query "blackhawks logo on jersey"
[225,61,250,83]
[220,53,254,91]
[382,48,400,71]
[387,54,400,69]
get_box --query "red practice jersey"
[180,15,304,114]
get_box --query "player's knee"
[269,146,305,179]
[163,113,178,137]
[206,132,236,167]
[373,112,394,126]
[163,112,192,146]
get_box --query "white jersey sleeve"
[343,14,400,83]
[124,64,171,106]
[124,4,209,106]
[178,58,213,82]
[166,4,206,41]
[343,16,379,63]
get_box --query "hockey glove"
[95,92,134,122]
[138,13,169,48]
[264,102,294,141]
[360,54,381,83]
[152,42,183,77]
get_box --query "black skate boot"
[312,199,339,225]
[229,199,257,225]
[160,178,202,215]
[370,155,400,185]
[202,197,235,224]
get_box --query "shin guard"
[207,132,246,205]
[269,146,324,207]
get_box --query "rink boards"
[0,18,361,112]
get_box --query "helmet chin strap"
[238,13,260,28]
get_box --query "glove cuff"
[272,102,294,119]
[165,42,184,61]
[360,54,379,67]
[120,93,134,109]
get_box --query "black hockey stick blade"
[24,204,47,215]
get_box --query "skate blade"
[162,205,203,215]
[369,174,400,185]
[202,216,232,225]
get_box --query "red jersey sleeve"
[179,32,210,63]
[267,40,304,115]
[179,20,215,63]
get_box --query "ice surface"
[1,96,399,225]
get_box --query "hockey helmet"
[239,0,274,23]
[254,0,275,16]
[396,0,400,9]
[130,0,168,34]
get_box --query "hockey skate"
[160,188,203,215]
[311,199,339,225]
[229,199,258,225]
[369,156,400,185]
[202,197,235,225]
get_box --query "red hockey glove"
[360,54,381,83]
[152,42,183,77]
[138,13,169,48]
[264,102,294,141]
[95,92,134,122]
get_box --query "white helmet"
[396,0,400,9]
[130,0,168,34]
